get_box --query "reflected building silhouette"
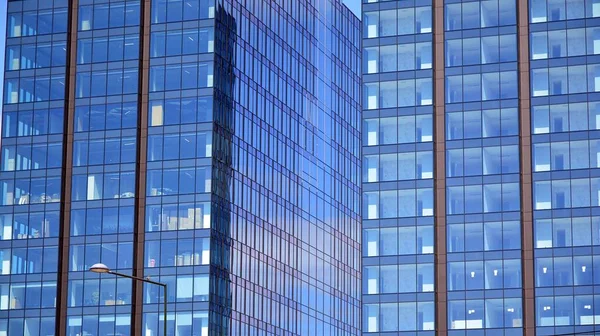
[0,0,360,334]
[209,0,362,334]
[211,4,236,335]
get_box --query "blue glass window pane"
[199,63,212,87]
[33,110,48,135]
[73,140,88,166]
[119,207,134,233]
[125,2,141,26]
[179,168,195,194]
[165,65,182,90]
[8,13,23,37]
[464,185,483,213]
[89,105,106,132]
[109,3,125,27]
[182,64,198,89]
[501,71,518,98]
[198,96,212,122]
[105,103,122,130]
[122,138,136,163]
[78,39,92,64]
[92,38,108,63]
[463,38,481,65]
[121,102,138,128]
[167,0,183,22]
[108,37,124,62]
[151,31,166,57]
[150,66,165,92]
[74,106,90,131]
[152,0,167,23]
[183,30,199,55]
[51,41,67,67]
[180,98,197,123]
[35,77,50,101]
[2,112,17,137]
[122,69,139,94]
[88,140,105,166]
[124,35,139,60]
[462,2,480,29]
[201,0,215,19]
[21,44,36,69]
[50,75,65,100]
[36,43,52,68]
[37,10,53,35]
[79,6,92,31]
[20,11,35,36]
[164,99,181,125]
[53,8,68,33]
[120,172,135,197]
[464,74,482,101]
[6,46,20,71]
[93,4,109,30]
[166,31,182,56]
[183,0,199,20]
[91,72,107,96]
[148,135,163,162]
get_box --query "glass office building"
[362,0,436,333]
[1,0,362,335]
[362,0,600,335]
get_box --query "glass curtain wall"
[143,0,215,335]
[65,0,141,335]
[218,0,362,334]
[529,0,600,334]
[362,0,436,333]
[443,0,524,335]
[1,0,68,334]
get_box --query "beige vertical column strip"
[131,0,152,334]
[56,0,78,334]
[517,0,535,335]
[433,0,447,334]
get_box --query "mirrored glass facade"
[2,0,361,335]
[66,0,140,334]
[362,0,600,335]
[362,0,436,333]
[2,0,68,334]
[444,0,524,334]
[530,0,600,335]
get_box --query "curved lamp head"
[89,263,111,274]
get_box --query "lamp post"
[89,263,167,336]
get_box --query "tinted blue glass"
[442,0,523,333]
[529,0,600,333]
[362,0,435,332]
[1,2,70,334]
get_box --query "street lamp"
[89,263,167,336]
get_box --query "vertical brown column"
[517,0,535,335]
[56,0,79,334]
[131,0,152,334]
[433,0,447,334]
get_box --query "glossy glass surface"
[142,1,214,334]
[65,0,140,335]
[443,1,523,335]
[0,1,73,335]
[1,0,69,334]
[3,1,358,335]
[362,0,435,333]
[209,0,361,334]
[529,0,600,334]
